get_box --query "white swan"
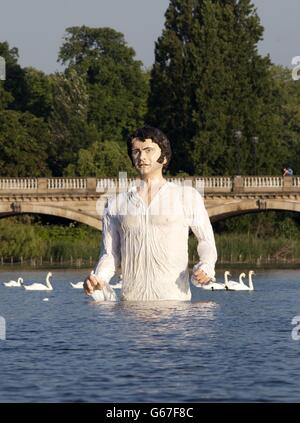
[70,281,84,289]
[72,278,122,290]
[237,271,255,291]
[225,271,255,291]
[224,271,245,290]
[198,278,227,291]
[248,270,255,291]
[24,272,53,291]
[3,277,24,287]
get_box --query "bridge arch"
[0,203,102,230]
[208,198,300,222]
[1,198,299,227]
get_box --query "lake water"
[0,268,300,403]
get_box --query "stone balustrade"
[0,176,298,194]
[0,178,38,190]
[47,178,87,190]
[243,176,283,188]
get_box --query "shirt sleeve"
[93,200,121,285]
[185,187,217,281]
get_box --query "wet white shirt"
[94,181,217,301]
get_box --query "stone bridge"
[0,176,299,229]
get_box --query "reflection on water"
[92,298,218,322]
[90,299,219,356]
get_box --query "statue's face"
[131,138,166,176]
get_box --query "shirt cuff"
[94,268,113,285]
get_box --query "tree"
[271,65,300,175]
[58,26,149,142]
[48,69,98,175]
[147,0,286,176]
[0,82,13,109]
[0,110,50,176]
[0,41,55,120]
[65,140,137,178]
[0,41,27,111]
[22,67,53,119]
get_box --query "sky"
[0,0,299,74]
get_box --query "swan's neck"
[248,274,254,290]
[46,274,52,288]
[239,274,245,285]
[224,272,229,286]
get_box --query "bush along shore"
[0,217,101,267]
[1,214,300,267]
[189,234,300,267]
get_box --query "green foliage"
[65,140,137,177]
[0,42,53,119]
[148,0,286,176]
[213,211,300,238]
[189,211,300,263]
[271,64,300,175]
[22,67,53,118]
[0,218,100,261]
[58,26,149,142]
[0,82,13,109]
[215,234,300,263]
[189,231,300,264]
[48,69,98,175]
[0,110,50,176]
[0,219,47,258]
[0,41,27,111]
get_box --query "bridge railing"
[293,177,300,188]
[0,178,38,190]
[47,178,87,190]
[195,177,233,191]
[0,176,298,194]
[243,176,283,188]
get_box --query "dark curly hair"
[127,126,172,172]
